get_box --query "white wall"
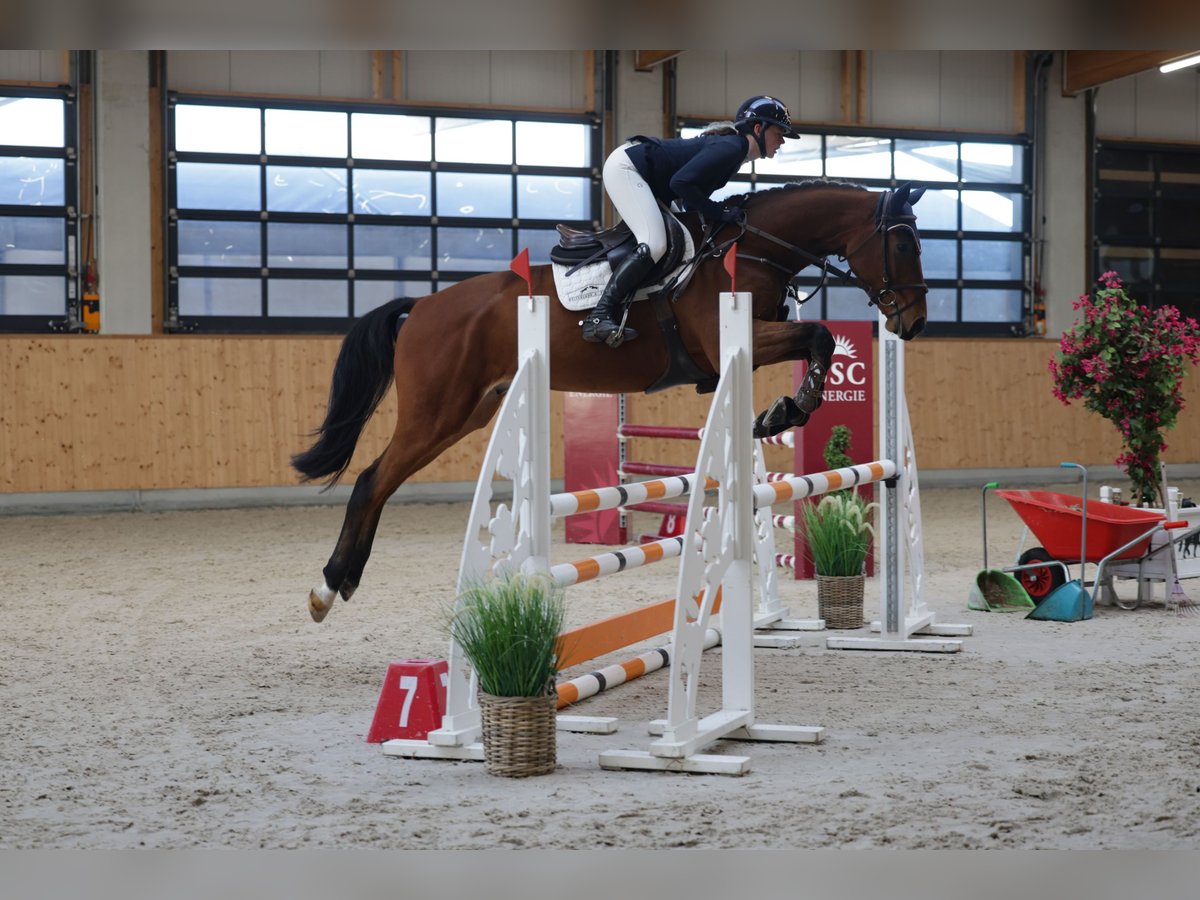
[167,50,591,110]
[0,51,67,83]
[1095,66,1200,141]
[676,50,1016,131]
[94,51,153,334]
[1041,55,1089,336]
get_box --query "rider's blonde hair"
[698,121,738,136]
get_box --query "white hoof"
[309,583,338,623]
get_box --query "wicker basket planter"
[477,691,557,777]
[817,574,866,629]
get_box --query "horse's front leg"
[750,320,835,438]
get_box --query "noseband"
[841,209,929,326]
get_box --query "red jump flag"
[723,242,738,294]
[510,247,532,296]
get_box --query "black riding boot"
[581,243,656,346]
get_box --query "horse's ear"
[890,183,911,212]
[908,186,926,206]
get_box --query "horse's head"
[843,184,928,340]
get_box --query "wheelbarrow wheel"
[1016,547,1066,602]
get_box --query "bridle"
[706,188,929,328]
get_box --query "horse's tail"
[291,297,417,487]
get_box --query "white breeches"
[602,142,668,263]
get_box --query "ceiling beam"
[1062,50,1199,95]
[634,51,683,71]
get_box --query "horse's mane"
[725,178,869,208]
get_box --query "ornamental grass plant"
[801,491,876,577]
[450,572,566,697]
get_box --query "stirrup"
[581,314,638,347]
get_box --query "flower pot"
[477,691,557,777]
[816,574,866,629]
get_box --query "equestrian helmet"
[734,95,800,138]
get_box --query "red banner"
[793,320,876,578]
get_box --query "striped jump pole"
[549,473,715,518]
[556,628,721,709]
[550,536,684,586]
[752,460,899,509]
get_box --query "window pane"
[438,226,510,269]
[516,121,589,167]
[436,172,512,218]
[925,288,957,322]
[1095,187,1152,241]
[179,277,261,316]
[826,135,891,179]
[177,220,260,267]
[268,278,347,316]
[352,169,431,216]
[0,215,64,264]
[355,280,431,315]
[266,165,347,213]
[755,134,823,177]
[894,139,958,182]
[175,105,260,154]
[824,285,875,321]
[0,274,63,314]
[266,109,347,158]
[913,188,958,230]
[1159,185,1200,243]
[921,238,957,279]
[436,118,512,164]
[354,224,431,269]
[177,162,260,211]
[0,98,64,147]
[961,142,1022,183]
[518,228,559,265]
[710,179,751,203]
[962,287,1021,322]
[1098,246,1154,290]
[267,222,347,268]
[962,190,1022,232]
[517,175,589,220]
[0,156,64,205]
[1158,249,1200,284]
[963,239,1022,280]
[352,113,431,161]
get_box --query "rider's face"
[760,124,787,159]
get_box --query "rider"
[581,95,800,346]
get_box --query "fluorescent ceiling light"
[1160,54,1200,74]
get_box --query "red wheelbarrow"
[994,462,1186,620]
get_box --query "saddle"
[550,202,690,291]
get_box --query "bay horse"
[294,180,928,622]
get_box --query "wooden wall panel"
[1,335,1196,495]
[0,336,563,493]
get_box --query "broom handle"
[981,482,998,571]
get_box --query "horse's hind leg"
[309,386,506,622]
[750,320,835,438]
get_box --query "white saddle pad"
[551,228,695,312]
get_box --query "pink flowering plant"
[1048,272,1200,506]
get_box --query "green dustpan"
[969,569,1035,612]
[969,482,1035,612]
[1026,462,1094,622]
